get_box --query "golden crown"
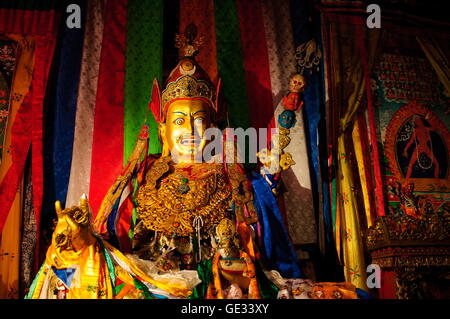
[148,24,222,123]
[161,75,215,110]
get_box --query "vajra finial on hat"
[175,23,204,58]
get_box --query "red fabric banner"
[180,0,218,83]
[89,0,127,215]
[0,7,59,238]
[356,26,386,217]
[236,0,275,133]
[32,35,57,268]
[116,194,134,254]
[0,35,56,274]
[0,94,32,233]
[357,113,376,224]
[0,9,58,35]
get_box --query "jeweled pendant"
[178,183,190,194]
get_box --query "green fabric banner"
[124,0,163,162]
[214,0,251,130]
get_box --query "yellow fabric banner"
[352,119,373,228]
[326,20,384,290]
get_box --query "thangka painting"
[372,52,450,145]
[384,101,450,213]
[374,54,444,106]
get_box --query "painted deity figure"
[27,50,303,299]
[403,116,439,178]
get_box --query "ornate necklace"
[136,158,232,237]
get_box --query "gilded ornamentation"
[367,198,450,299]
[215,218,240,259]
[395,266,450,299]
[257,111,298,195]
[369,247,450,268]
[136,160,232,237]
[280,152,296,171]
[366,213,450,251]
[226,163,259,224]
[161,75,215,111]
[174,23,204,58]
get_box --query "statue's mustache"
[177,133,203,145]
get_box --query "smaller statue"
[207,219,261,299]
[282,74,305,112]
[387,181,422,218]
[256,147,281,194]
[26,195,197,299]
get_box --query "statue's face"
[161,99,211,163]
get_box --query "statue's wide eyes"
[173,118,185,125]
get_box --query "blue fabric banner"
[250,172,303,279]
[43,0,86,214]
[290,0,334,245]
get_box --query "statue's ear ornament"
[148,78,162,123]
[213,78,225,122]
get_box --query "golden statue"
[27,43,270,299]
[26,29,357,299]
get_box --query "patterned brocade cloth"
[267,271,358,299]
[311,282,358,299]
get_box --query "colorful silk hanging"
[124,0,163,160]
[261,0,297,110]
[0,43,22,298]
[250,172,303,279]
[0,178,23,298]
[261,0,318,247]
[352,114,375,228]
[32,35,58,271]
[20,165,36,297]
[0,39,16,163]
[356,25,386,217]
[179,0,218,83]
[89,0,127,215]
[66,0,106,208]
[323,15,385,289]
[42,0,86,214]
[289,0,337,255]
[0,1,60,297]
[0,33,57,251]
[236,0,274,133]
[213,0,251,130]
[0,36,35,299]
